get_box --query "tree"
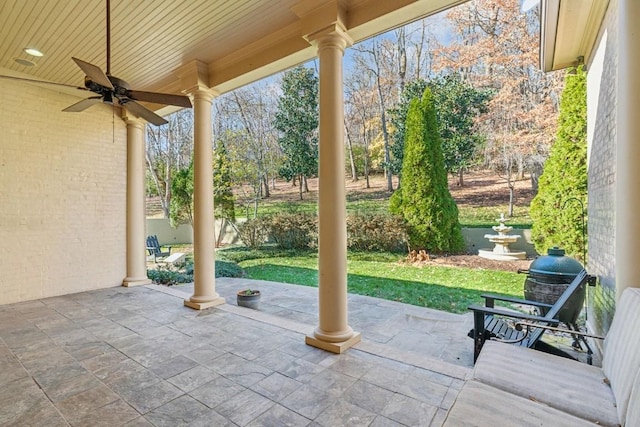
[146,109,193,218]
[168,139,236,247]
[345,66,382,188]
[429,74,492,185]
[215,83,281,218]
[433,0,564,212]
[169,161,194,227]
[213,139,236,246]
[388,76,491,187]
[273,65,318,200]
[213,139,235,223]
[169,149,235,225]
[389,88,464,253]
[530,66,587,261]
[388,79,427,181]
[353,40,399,192]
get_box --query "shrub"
[237,217,270,249]
[215,260,244,278]
[147,259,244,285]
[347,213,407,252]
[389,88,465,253]
[530,66,587,261]
[147,265,192,286]
[268,212,318,249]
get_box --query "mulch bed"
[405,252,533,273]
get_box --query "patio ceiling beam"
[540,0,610,71]
[153,0,468,117]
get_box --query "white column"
[305,27,361,353]
[123,117,152,287]
[615,0,640,298]
[184,87,225,309]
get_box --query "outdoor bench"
[443,287,640,426]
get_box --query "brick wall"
[0,78,127,305]
[586,0,617,340]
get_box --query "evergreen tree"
[170,162,194,227]
[213,139,236,222]
[388,76,491,186]
[389,80,427,179]
[530,66,587,260]
[429,74,492,186]
[273,65,319,199]
[389,88,464,253]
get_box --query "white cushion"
[473,341,618,426]
[602,287,640,424]
[443,380,596,426]
[625,369,640,426]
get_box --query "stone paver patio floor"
[0,278,476,426]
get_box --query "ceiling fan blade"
[123,100,168,126]
[0,74,88,91]
[127,90,192,108]
[72,57,113,89]
[63,96,103,112]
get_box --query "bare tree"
[353,40,397,192]
[432,0,564,214]
[145,109,193,218]
[344,119,358,181]
[214,82,281,217]
[345,62,381,189]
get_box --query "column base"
[184,297,226,310]
[305,331,361,354]
[122,277,153,287]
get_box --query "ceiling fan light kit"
[24,48,44,57]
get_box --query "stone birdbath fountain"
[478,213,527,261]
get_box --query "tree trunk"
[215,218,226,248]
[458,169,464,187]
[379,103,392,192]
[530,162,543,193]
[517,157,525,180]
[345,122,358,181]
[162,168,171,219]
[261,175,270,198]
[397,27,407,95]
[364,152,371,189]
[371,41,393,192]
[303,175,309,193]
[508,185,515,217]
[298,175,303,200]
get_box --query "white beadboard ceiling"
[0,0,465,99]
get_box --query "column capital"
[121,112,146,129]
[305,22,353,52]
[187,85,219,102]
[174,60,217,97]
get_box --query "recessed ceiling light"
[14,58,37,67]
[24,48,43,57]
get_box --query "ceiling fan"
[1,0,191,126]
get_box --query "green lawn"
[221,249,523,313]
